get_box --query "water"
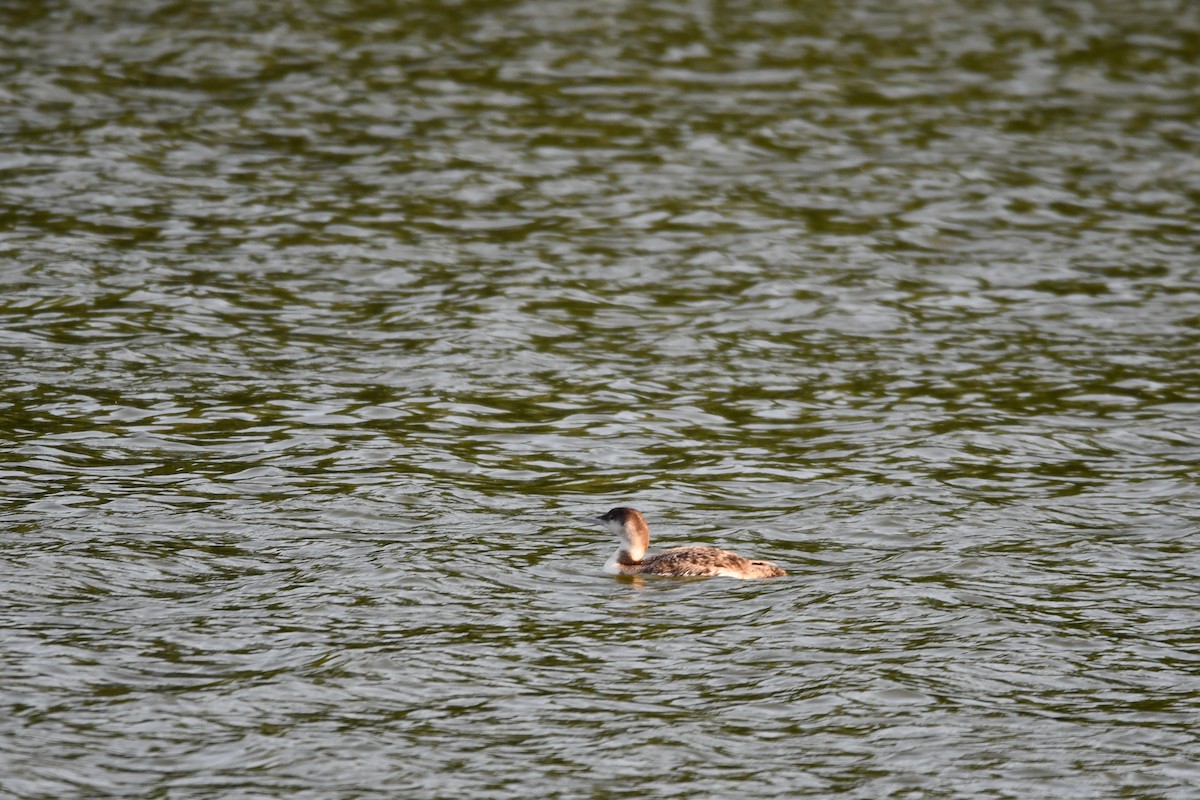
[2,0,1199,797]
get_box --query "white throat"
[604,547,623,574]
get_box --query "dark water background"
[2,0,1199,797]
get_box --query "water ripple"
[4,0,1200,798]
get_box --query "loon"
[584,507,786,579]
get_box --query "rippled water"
[3,1,1199,797]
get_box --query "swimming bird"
[584,507,786,579]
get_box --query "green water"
[2,1,1198,797]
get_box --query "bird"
[583,507,786,579]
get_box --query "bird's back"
[637,546,787,578]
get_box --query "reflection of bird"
[584,507,786,579]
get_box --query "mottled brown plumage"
[631,546,787,578]
[588,507,787,579]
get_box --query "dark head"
[588,507,651,560]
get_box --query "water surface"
[2,1,1199,797]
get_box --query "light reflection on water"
[3,0,1200,797]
